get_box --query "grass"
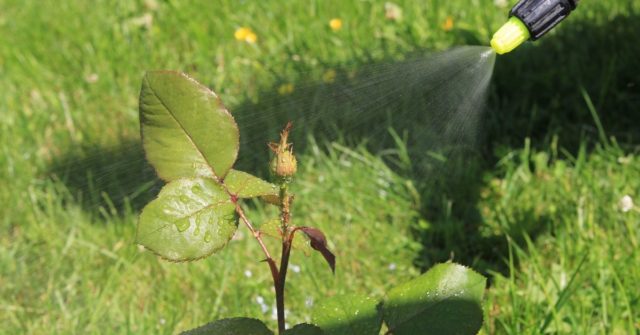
[1,0,639,334]
[482,141,640,333]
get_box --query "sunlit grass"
[1,0,639,333]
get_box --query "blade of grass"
[580,87,608,147]
[538,252,589,333]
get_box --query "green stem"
[234,203,280,289]
[279,183,290,231]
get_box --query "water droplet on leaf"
[191,185,202,194]
[176,220,190,232]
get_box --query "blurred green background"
[1,0,639,334]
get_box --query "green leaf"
[260,194,281,206]
[382,262,486,335]
[224,169,278,198]
[181,317,273,335]
[312,294,382,335]
[283,324,324,335]
[140,71,239,181]
[136,178,237,261]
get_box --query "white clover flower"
[388,263,397,271]
[305,297,314,308]
[244,269,253,278]
[290,264,301,273]
[255,296,269,313]
[619,195,634,213]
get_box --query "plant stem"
[280,184,291,231]
[275,183,293,334]
[234,203,279,285]
[234,187,293,335]
[276,234,293,334]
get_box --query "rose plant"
[136,71,487,335]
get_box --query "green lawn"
[1,0,639,334]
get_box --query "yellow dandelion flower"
[245,32,257,44]
[329,18,342,32]
[234,27,251,41]
[442,16,454,31]
[278,83,294,95]
[322,69,337,83]
[234,27,257,43]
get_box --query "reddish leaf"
[296,227,335,273]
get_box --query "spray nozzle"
[491,17,530,55]
[491,0,578,55]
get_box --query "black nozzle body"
[510,0,578,40]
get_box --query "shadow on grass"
[48,142,161,216]
[489,14,640,150]
[48,13,639,276]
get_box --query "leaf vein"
[144,75,219,180]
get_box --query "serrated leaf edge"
[223,170,278,199]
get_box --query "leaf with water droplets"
[180,317,273,335]
[140,71,239,181]
[282,323,324,335]
[382,262,486,335]
[136,178,237,262]
[224,169,278,199]
[312,294,382,335]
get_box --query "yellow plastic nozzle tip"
[491,17,530,55]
